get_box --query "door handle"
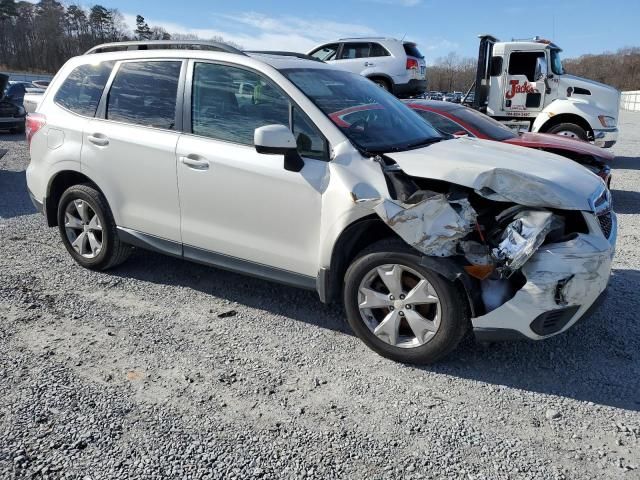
[364,62,375,67]
[180,155,210,170]
[87,134,109,147]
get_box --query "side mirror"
[534,56,548,81]
[254,124,304,172]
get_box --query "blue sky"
[81,0,637,61]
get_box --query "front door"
[176,61,328,277]
[81,59,184,242]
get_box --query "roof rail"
[84,40,246,56]
[337,36,393,41]
[245,51,324,62]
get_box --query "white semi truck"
[466,35,620,148]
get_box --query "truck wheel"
[547,123,588,141]
[343,239,468,364]
[57,184,132,271]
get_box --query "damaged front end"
[354,155,616,341]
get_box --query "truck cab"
[470,35,620,148]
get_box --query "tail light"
[406,58,419,70]
[26,113,46,148]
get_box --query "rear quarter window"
[54,62,114,117]
[403,43,423,59]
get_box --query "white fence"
[621,91,640,112]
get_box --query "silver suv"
[308,37,427,97]
[26,41,616,364]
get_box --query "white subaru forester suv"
[26,41,616,364]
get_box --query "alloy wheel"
[64,199,103,259]
[357,264,441,349]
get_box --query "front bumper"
[593,127,618,148]
[472,212,617,341]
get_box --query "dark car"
[404,99,614,186]
[0,74,27,133]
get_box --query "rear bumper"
[0,117,25,130]
[28,188,44,214]
[472,212,616,341]
[394,79,427,98]
[593,128,618,148]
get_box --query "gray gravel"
[1,112,639,479]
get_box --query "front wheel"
[546,123,588,141]
[57,184,131,271]
[343,239,468,364]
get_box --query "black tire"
[371,77,391,92]
[343,239,468,364]
[57,184,131,270]
[546,123,588,141]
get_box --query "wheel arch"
[45,169,108,227]
[321,216,480,317]
[536,113,593,137]
[365,74,395,91]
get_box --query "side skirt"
[116,227,318,292]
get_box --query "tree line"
[0,0,235,73]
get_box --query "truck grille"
[597,211,613,239]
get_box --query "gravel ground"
[1,112,639,480]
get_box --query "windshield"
[452,107,518,141]
[550,49,564,75]
[281,68,442,153]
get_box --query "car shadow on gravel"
[611,189,640,214]
[0,169,37,219]
[422,268,640,412]
[110,249,351,334]
[111,249,639,411]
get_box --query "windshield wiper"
[381,137,443,153]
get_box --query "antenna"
[401,33,407,42]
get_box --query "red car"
[404,100,613,186]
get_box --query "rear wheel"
[371,78,391,92]
[546,123,588,141]
[343,239,468,364]
[57,184,131,270]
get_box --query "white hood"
[385,137,602,211]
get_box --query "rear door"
[175,61,328,277]
[81,59,185,242]
[333,42,373,75]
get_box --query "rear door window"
[106,61,182,130]
[340,43,371,59]
[54,62,114,117]
[369,43,390,57]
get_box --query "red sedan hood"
[504,132,615,161]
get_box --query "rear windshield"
[403,43,423,59]
[452,107,518,141]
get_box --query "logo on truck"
[505,80,539,99]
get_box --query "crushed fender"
[358,190,477,257]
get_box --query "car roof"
[403,99,464,112]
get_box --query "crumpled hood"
[385,137,602,211]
